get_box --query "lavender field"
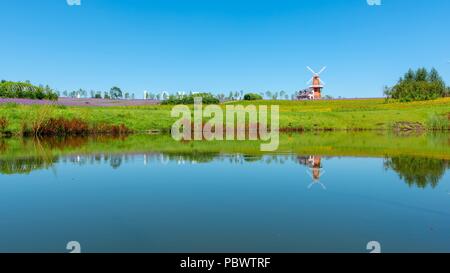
[0,98,160,107]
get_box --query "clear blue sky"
[1,0,449,98]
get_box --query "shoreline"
[0,98,449,136]
[1,132,450,161]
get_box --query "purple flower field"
[0,98,160,107]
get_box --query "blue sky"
[0,0,449,98]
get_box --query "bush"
[243,93,263,101]
[22,117,131,136]
[0,117,8,132]
[384,68,448,102]
[0,81,58,100]
[161,93,220,105]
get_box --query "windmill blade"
[306,66,316,74]
[307,77,313,85]
[320,79,326,85]
[317,66,327,75]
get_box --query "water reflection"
[1,149,449,189]
[384,156,449,188]
[1,134,449,189]
[0,157,56,175]
[298,156,327,189]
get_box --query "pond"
[0,132,449,253]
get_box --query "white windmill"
[306,66,327,100]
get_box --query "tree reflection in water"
[384,156,449,188]
[0,136,449,189]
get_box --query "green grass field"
[0,98,449,135]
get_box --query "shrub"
[243,93,263,101]
[161,93,220,105]
[384,68,448,102]
[0,81,58,100]
[0,117,8,132]
[23,117,131,136]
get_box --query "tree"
[404,69,415,81]
[384,68,448,102]
[216,93,225,101]
[0,81,58,100]
[415,68,428,82]
[109,86,123,100]
[74,88,86,98]
[161,92,219,105]
[272,91,279,100]
[243,93,263,100]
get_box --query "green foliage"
[161,93,220,105]
[385,68,448,102]
[384,156,448,188]
[109,86,123,100]
[0,81,58,100]
[426,113,449,130]
[243,93,263,101]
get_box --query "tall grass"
[22,117,131,137]
[14,105,131,137]
[426,113,449,131]
[0,117,8,132]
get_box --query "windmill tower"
[307,66,326,100]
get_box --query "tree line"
[61,86,135,100]
[0,80,58,100]
[384,68,450,102]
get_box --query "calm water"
[0,133,449,253]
